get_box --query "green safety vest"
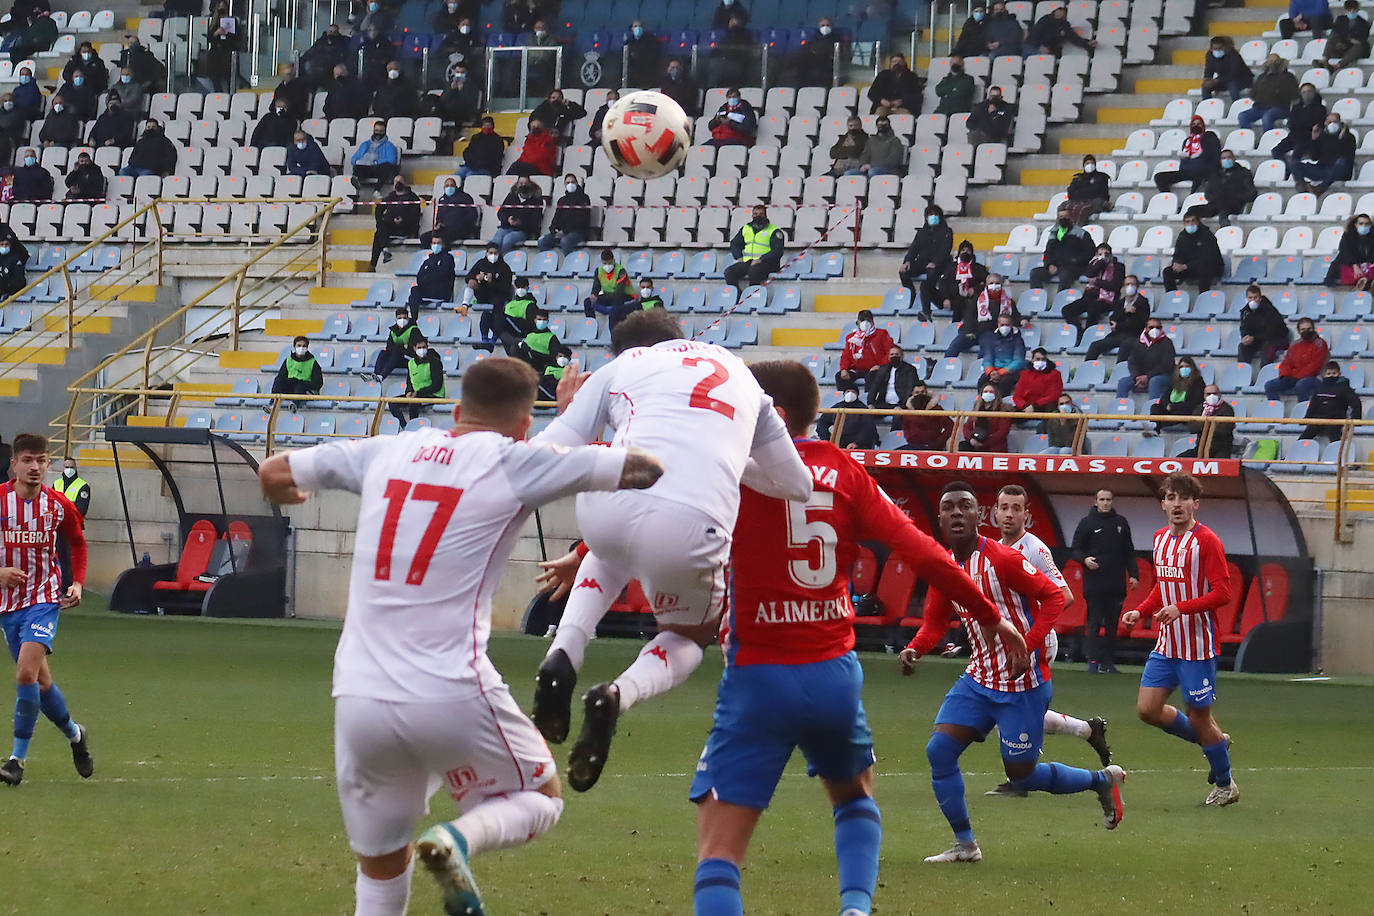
[504,294,537,321]
[524,330,555,355]
[595,263,627,294]
[388,324,419,349]
[544,363,564,380]
[58,476,88,502]
[286,354,318,382]
[408,356,444,397]
[638,294,664,310]
[740,223,777,260]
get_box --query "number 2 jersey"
[1133,521,1232,661]
[0,481,86,614]
[536,340,808,530]
[723,438,1002,667]
[287,429,629,702]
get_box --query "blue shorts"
[1140,651,1218,708]
[2,603,60,660]
[934,673,1053,763]
[689,652,876,810]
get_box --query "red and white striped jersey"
[907,537,1065,693]
[1133,522,1231,661]
[0,482,87,614]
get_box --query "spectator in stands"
[1239,55,1299,133]
[440,66,481,132]
[350,121,401,189]
[508,118,560,176]
[407,239,457,317]
[325,65,371,119]
[1029,203,1093,290]
[866,344,919,427]
[1086,275,1150,360]
[584,249,638,325]
[1044,393,1082,450]
[0,233,26,295]
[6,8,55,63]
[849,115,904,176]
[1280,0,1332,38]
[358,24,392,87]
[947,272,1021,358]
[1201,36,1252,101]
[934,57,975,116]
[935,239,987,323]
[1274,82,1326,167]
[977,312,1026,396]
[1265,317,1329,399]
[1327,212,1374,287]
[835,309,894,390]
[112,67,145,115]
[389,335,446,426]
[798,16,841,88]
[499,0,534,32]
[285,131,331,178]
[1301,361,1364,441]
[432,1,464,43]
[1147,356,1204,431]
[1154,115,1220,192]
[458,116,507,178]
[635,279,665,311]
[967,85,1014,145]
[724,203,784,292]
[961,382,1012,452]
[373,62,420,119]
[64,42,108,96]
[1012,347,1063,413]
[1116,317,1177,399]
[1162,211,1224,292]
[12,67,41,122]
[359,0,396,36]
[120,121,177,178]
[1293,112,1356,194]
[271,63,311,121]
[1025,4,1095,55]
[625,20,662,87]
[1323,1,1371,68]
[1237,284,1290,365]
[525,20,562,93]
[271,336,324,397]
[492,176,545,253]
[983,0,1025,54]
[364,307,421,383]
[815,388,879,448]
[462,243,514,344]
[530,88,586,141]
[63,151,104,200]
[1062,243,1124,343]
[953,2,990,57]
[868,53,922,116]
[0,94,26,162]
[713,14,756,88]
[119,35,166,93]
[518,307,573,400]
[1180,383,1236,458]
[1188,148,1256,227]
[1063,154,1109,224]
[423,177,479,247]
[199,12,240,92]
[89,95,135,148]
[708,88,758,147]
[711,0,748,29]
[493,277,538,353]
[898,203,953,311]
[589,89,617,147]
[251,98,299,148]
[368,178,421,271]
[660,59,701,118]
[55,70,96,121]
[301,23,349,84]
[38,95,81,147]
[828,116,868,176]
[901,382,954,450]
[441,20,484,85]
[539,174,591,255]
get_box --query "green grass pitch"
[3,604,1373,915]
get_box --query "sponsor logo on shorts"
[1188,684,1213,700]
[1002,734,1034,751]
[29,622,53,638]
[445,766,478,790]
[533,762,547,779]
[577,578,602,592]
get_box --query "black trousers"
[1085,591,1125,667]
[723,254,781,290]
[1085,329,1134,360]
[1062,294,1113,332]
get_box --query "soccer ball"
[599,90,692,180]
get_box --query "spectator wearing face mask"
[462,244,514,342]
[406,239,457,318]
[1162,213,1224,292]
[725,204,784,292]
[983,0,1025,54]
[271,336,323,397]
[634,280,665,312]
[1012,347,1063,413]
[119,35,167,92]
[1062,244,1124,343]
[1237,285,1290,365]
[1025,4,1096,55]
[63,152,104,200]
[836,309,894,391]
[849,116,904,175]
[55,70,96,121]
[1323,1,1371,68]
[63,42,108,96]
[868,53,922,115]
[1274,82,1327,166]
[1154,115,1221,192]
[1293,113,1356,194]
[10,147,51,199]
[935,240,987,323]
[624,21,662,87]
[367,177,421,271]
[947,273,1021,358]
[458,116,507,178]
[1240,55,1299,133]
[708,88,758,147]
[828,116,868,176]
[588,89,618,147]
[284,131,330,177]
[934,57,975,115]
[357,24,392,87]
[11,66,42,122]
[508,118,560,176]
[1116,319,1176,400]
[1085,276,1150,360]
[1146,357,1204,433]
[6,8,56,64]
[0,93,26,161]
[967,85,1015,145]
[901,382,954,450]
[1279,0,1333,39]
[363,307,422,383]
[372,62,419,119]
[977,313,1026,396]
[1044,393,1082,450]
[961,383,1012,452]
[491,177,544,253]
[118,121,177,177]
[1265,318,1329,399]
[660,59,701,118]
[517,307,573,400]
[269,63,311,120]
[898,204,953,310]
[350,120,401,188]
[1301,361,1364,441]
[1188,149,1256,226]
[424,178,479,248]
[0,234,26,294]
[390,335,446,426]
[301,24,350,84]
[89,95,135,148]
[494,276,538,353]
[1201,36,1252,100]
[712,14,755,88]
[111,67,146,115]
[440,66,481,131]
[815,386,880,449]
[1029,204,1094,291]
[530,88,586,141]
[1327,212,1374,287]
[954,2,991,56]
[798,17,841,87]
[866,344,920,427]
[38,94,81,147]
[359,0,396,36]
[1064,155,1110,224]
[1179,384,1236,458]
[584,249,637,323]
[539,174,591,255]
[432,0,465,43]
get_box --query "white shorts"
[333,683,556,857]
[572,491,731,627]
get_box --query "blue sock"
[693,858,742,916]
[1202,739,1232,788]
[11,682,39,760]
[39,684,80,741]
[1163,709,1198,744]
[833,796,881,915]
[1012,761,1101,795]
[926,732,975,844]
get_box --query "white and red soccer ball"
[599,90,692,180]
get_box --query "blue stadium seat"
[876,319,902,345]
[726,318,759,347]
[926,358,964,388]
[1131,436,1166,457]
[1238,398,1284,431]
[906,321,936,350]
[1336,292,1372,320]
[1129,255,1162,283]
[553,249,590,278]
[807,252,845,279]
[1192,290,1226,318]
[1019,288,1048,314]
[778,252,812,280]
[802,354,827,381]
[739,285,769,313]
[1092,433,1130,456]
[397,251,425,277]
[1066,360,1107,390]
[676,285,707,313]
[1233,255,1266,282]
[684,251,717,278]
[318,378,350,407]
[878,287,911,314]
[1301,255,1335,284]
[215,376,259,407]
[1072,324,1109,354]
[277,414,306,444]
[529,250,560,277]
[1169,435,1198,457]
[652,251,685,277]
[701,286,738,313]
[416,314,444,341]
[625,250,652,277]
[1155,290,1190,319]
[1268,255,1302,284]
[1216,363,1252,393]
[1039,323,1077,353]
[1331,328,1369,358]
[503,249,527,274]
[183,409,213,429]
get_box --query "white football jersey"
[1009,530,1067,590]
[289,428,627,702]
[537,340,795,529]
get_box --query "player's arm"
[260,437,387,503]
[901,587,954,670]
[503,440,662,508]
[741,394,812,501]
[1121,579,1163,627]
[55,495,87,607]
[1000,549,1065,656]
[1171,530,1233,616]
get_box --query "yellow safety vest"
[58,476,88,502]
[740,223,777,260]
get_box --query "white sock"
[612,631,704,713]
[353,859,412,916]
[452,791,564,858]
[1043,710,1092,739]
[546,554,626,671]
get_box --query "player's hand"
[0,566,26,588]
[1128,576,1139,590]
[554,359,591,414]
[990,619,1030,677]
[1083,556,1099,570]
[1155,604,1181,625]
[1121,609,1141,628]
[61,581,82,609]
[535,549,581,600]
[898,647,920,676]
[257,454,310,505]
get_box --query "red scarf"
[955,259,974,294]
[976,289,1014,322]
[1182,132,1203,158]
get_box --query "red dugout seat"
[151,521,218,594]
[856,555,916,626]
[1058,560,1086,635]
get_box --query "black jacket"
[967,98,1014,141]
[63,52,108,95]
[324,77,371,119]
[1202,163,1257,214]
[465,254,513,305]
[1171,225,1225,279]
[64,162,104,198]
[372,77,419,119]
[251,110,298,148]
[1334,226,1374,268]
[37,107,81,146]
[378,187,422,237]
[1310,125,1356,178]
[867,66,922,113]
[937,257,988,302]
[1329,11,1371,47]
[10,162,52,200]
[0,246,25,294]
[462,129,507,173]
[1041,224,1094,275]
[271,76,311,120]
[865,360,919,407]
[1239,298,1289,348]
[529,97,586,138]
[89,107,135,147]
[1028,13,1091,52]
[952,16,988,56]
[496,188,544,236]
[54,81,96,120]
[440,81,481,126]
[434,192,479,241]
[1070,508,1138,595]
[1203,47,1253,89]
[1284,95,1327,157]
[1126,335,1177,381]
[414,250,457,301]
[549,188,591,236]
[661,72,701,118]
[902,222,953,275]
[1107,293,1150,338]
[1190,400,1235,458]
[1302,377,1363,438]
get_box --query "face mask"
[959,252,972,263]
[515,286,528,297]
[1328,122,1342,134]
[987,283,1002,292]
[454,73,467,82]
[121,74,131,83]
[1058,403,1073,413]
[858,319,873,332]
[19,75,30,84]
[668,68,680,78]
[23,156,34,166]
[294,346,308,356]
[1124,285,1137,297]
[1350,11,1360,18]
[431,244,443,254]
[1247,297,1260,307]
[1221,158,1234,169]
[1362,224,1373,236]
[368,2,378,10]
[63,467,76,479]
[82,52,92,60]
[973,10,984,20]
[147,125,159,134]
[641,287,653,297]
[480,124,494,133]
[819,24,831,34]
[1148,327,1163,339]
[980,391,996,403]
[728,97,740,106]
[535,30,547,39]
[1205,394,1221,406]
[565,181,578,193]
[632,26,643,37]
[1326,374,1340,382]
[0,246,10,255]
[73,78,83,87]
[373,132,385,140]
[396,316,408,326]
[486,253,498,262]
[1185,223,1198,234]
[556,355,569,367]
[460,24,471,34]
[878,123,891,133]
[295,141,307,149]
[1178,366,1193,378]
[1058,217,1072,229]
[534,319,549,331]
[444,186,456,196]
[1301,328,1316,339]
[1302,92,1316,103]
[1211,49,1224,58]
[52,104,64,113]
[950,65,963,75]
[3,102,11,111]
[926,215,939,226]
[388,70,400,80]
[843,390,858,403]
[1033,359,1048,371]
[997,324,1013,336]
[415,347,428,358]
[601,259,613,269]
